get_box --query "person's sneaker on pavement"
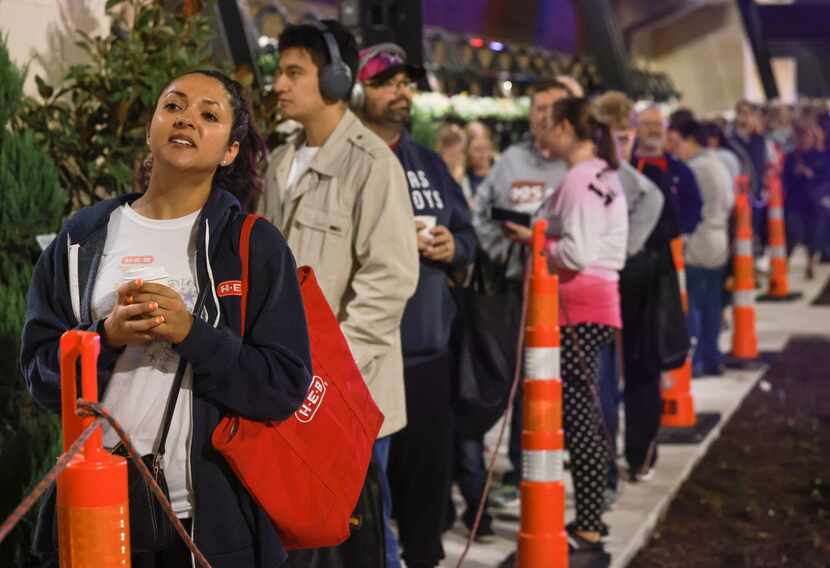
[489,483,519,509]
[567,520,609,539]
[602,485,621,512]
[462,509,497,544]
[566,524,605,554]
[629,466,655,483]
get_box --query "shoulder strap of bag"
[154,266,212,457]
[239,214,264,335]
[154,211,234,458]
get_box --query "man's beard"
[639,135,664,155]
[382,98,411,125]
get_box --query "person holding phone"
[472,78,572,506]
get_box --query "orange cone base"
[724,353,766,370]
[757,289,803,302]
[517,532,568,568]
[518,482,567,568]
[658,411,722,445]
[661,393,696,428]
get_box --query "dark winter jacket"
[20,188,312,567]
[728,130,768,198]
[633,153,704,245]
[392,129,477,365]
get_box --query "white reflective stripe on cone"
[734,290,755,307]
[736,239,753,256]
[522,449,563,483]
[769,207,784,220]
[677,269,687,295]
[770,245,787,258]
[525,347,560,381]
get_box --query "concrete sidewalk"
[439,253,829,568]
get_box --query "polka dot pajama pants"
[561,323,615,534]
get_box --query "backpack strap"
[239,214,265,335]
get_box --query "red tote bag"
[211,214,384,550]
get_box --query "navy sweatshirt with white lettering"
[393,129,477,365]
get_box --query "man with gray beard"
[626,104,703,480]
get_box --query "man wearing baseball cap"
[354,44,478,568]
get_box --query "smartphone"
[490,207,532,227]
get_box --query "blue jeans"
[686,265,726,374]
[373,437,401,568]
[596,341,620,490]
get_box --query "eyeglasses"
[366,78,418,93]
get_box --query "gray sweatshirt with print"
[473,138,568,280]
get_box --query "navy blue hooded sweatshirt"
[20,188,312,567]
[393,129,477,365]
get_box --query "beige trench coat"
[259,110,419,437]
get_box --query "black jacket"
[21,188,312,567]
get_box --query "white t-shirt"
[286,145,319,191]
[92,204,201,518]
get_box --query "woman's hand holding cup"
[103,279,165,348]
[130,282,193,345]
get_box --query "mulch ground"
[629,336,830,568]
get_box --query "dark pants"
[504,282,524,486]
[619,250,664,474]
[753,203,768,255]
[388,354,453,568]
[622,357,662,473]
[505,379,523,486]
[132,519,192,568]
[787,207,826,256]
[454,433,492,526]
[687,265,726,375]
[597,341,620,490]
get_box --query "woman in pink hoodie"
[540,97,629,553]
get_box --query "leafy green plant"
[0,35,64,567]
[16,0,215,212]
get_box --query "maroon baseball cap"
[357,43,426,84]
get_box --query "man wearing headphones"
[259,21,419,566]
[353,44,477,567]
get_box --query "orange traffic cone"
[517,220,567,568]
[658,239,722,444]
[58,331,131,567]
[726,177,763,369]
[661,238,695,428]
[758,171,802,302]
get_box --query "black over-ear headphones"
[304,18,353,102]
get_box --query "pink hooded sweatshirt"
[543,158,628,328]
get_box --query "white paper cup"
[413,215,437,242]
